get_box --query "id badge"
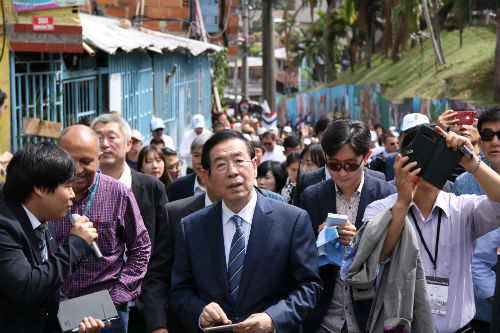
[425,276,449,315]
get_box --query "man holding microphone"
[0,142,104,332]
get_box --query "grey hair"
[91,114,132,147]
[59,125,101,153]
[191,132,212,152]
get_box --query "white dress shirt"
[22,205,42,230]
[221,189,257,266]
[117,163,133,189]
[193,175,206,196]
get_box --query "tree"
[438,0,472,48]
[494,5,500,102]
[421,0,444,66]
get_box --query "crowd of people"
[0,96,499,333]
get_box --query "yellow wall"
[0,36,10,155]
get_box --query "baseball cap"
[256,128,266,136]
[131,129,143,142]
[192,114,205,129]
[150,118,165,131]
[400,113,430,132]
[283,126,292,133]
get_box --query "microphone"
[69,213,104,262]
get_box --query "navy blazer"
[167,173,197,202]
[300,175,396,332]
[0,200,91,332]
[170,192,323,332]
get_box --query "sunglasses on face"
[480,129,500,142]
[327,158,364,172]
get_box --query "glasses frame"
[211,158,254,174]
[480,129,500,142]
[327,158,365,173]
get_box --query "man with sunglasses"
[300,119,396,333]
[451,107,500,332]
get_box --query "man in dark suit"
[293,165,385,206]
[0,142,103,333]
[170,130,322,332]
[167,132,213,202]
[90,114,168,332]
[300,119,396,333]
[143,174,285,332]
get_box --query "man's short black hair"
[161,147,177,157]
[321,118,371,157]
[3,142,76,204]
[261,131,276,141]
[284,135,300,149]
[478,106,500,133]
[374,123,384,130]
[150,138,165,146]
[382,130,396,144]
[201,129,255,172]
[315,115,333,137]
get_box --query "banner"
[14,0,86,13]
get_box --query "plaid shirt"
[52,173,151,304]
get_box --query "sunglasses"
[480,129,500,142]
[327,158,364,172]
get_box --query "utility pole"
[262,0,276,112]
[241,0,249,100]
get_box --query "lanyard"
[410,207,442,277]
[67,173,100,218]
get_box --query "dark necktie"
[227,215,246,302]
[35,224,48,262]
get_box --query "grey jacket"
[345,209,435,333]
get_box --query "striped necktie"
[227,215,246,302]
[35,224,48,263]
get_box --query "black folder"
[57,290,118,332]
[403,125,463,189]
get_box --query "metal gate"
[10,53,107,151]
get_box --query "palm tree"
[421,0,444,65]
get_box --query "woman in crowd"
[252,140,265,165]
[137,145,170,190]
[281,150,301,204]
[257,160,287,194]
[299,142,325,174]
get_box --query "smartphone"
[327,213,348,226]
[202,324,239,332]
[454,111,476,125]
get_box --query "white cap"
[256,128,266,136]
[370,130,378,142]
[150,118,164,131]
[192,114,205,129]
[131,129,143,141]
[303,138,312,145]
[283,126,292,133]
[401,113,430,132]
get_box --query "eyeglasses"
[480,129,500,142]
[167,161,182,170]
[327,158,364,172]
[212,159,253,174]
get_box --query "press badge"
[425,276,449,315]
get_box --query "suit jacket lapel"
[46,223,57,258]
[355,175,374,229]
[6,201,42,264]
[235,193,273,306]
[205,202,231,299]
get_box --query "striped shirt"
[52,173,151,304]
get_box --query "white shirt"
[118,163,132,188]
[179,128,212,168]
[143,134,175,150]
[204,193,215,207]
[221,189,257,266]
[363,192,500,333]
[22,205,42,230]
[261,147,286,163]
[193,175,206,196]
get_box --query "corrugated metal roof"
[80,13,222,56]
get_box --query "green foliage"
[249,44,262,56]
[210,46,228,106]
